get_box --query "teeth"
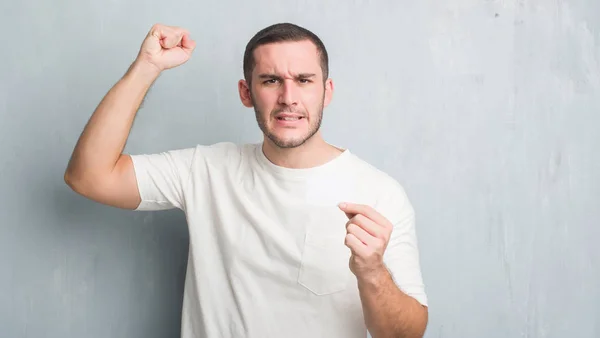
[281,117,300,121]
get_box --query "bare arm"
[339,202,428,338]
[64,24,196,209]
[358,268,428,338]
[64,61,160,209]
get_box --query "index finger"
[338,202,390,227]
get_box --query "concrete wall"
[1,0,598,337]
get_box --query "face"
[238,40,334,149]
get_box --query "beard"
[252,93,324,149]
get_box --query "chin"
[270,137,306,149]
[267,132,311,149]
[259,119,320,149]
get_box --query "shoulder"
[183,142,260,177]
[133,141,256,173]
[346,152,409,198]
[191,141,244,156]
[345,152,414,221]
[187,141,256,163]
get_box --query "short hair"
[243,23,329,84]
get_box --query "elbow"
[63,166,89,195]
[64,168,82,195]
[64,167,73,183]
[64,167,76,189]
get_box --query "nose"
[277,80,298,106]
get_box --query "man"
[64,22,428,338]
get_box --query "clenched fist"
[136,24,196,72]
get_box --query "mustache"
[272,107,305,117]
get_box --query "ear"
[323,78,334,108]
[238,79,253,108]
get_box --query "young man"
[65,23,428,338]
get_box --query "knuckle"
[347,223,358,233]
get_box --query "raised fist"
[136,24,196,72]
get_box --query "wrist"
[356,265,390,289]
[126,59,161,83]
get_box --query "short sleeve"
[379,185,428,307]
[130,147,197,211]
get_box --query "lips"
[277,116,303,121]
[275,113,304,121]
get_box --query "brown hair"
[243,23,329,84]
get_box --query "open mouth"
[276,116,304,121]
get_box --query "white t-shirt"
[130,142,427,338]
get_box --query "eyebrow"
[258,73,317,80]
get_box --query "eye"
[299,78,312,84]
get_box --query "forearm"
[65,60,160,182]
[358,268,428,338]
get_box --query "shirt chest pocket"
[297,209,352,295]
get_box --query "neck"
[262,132,344,169]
